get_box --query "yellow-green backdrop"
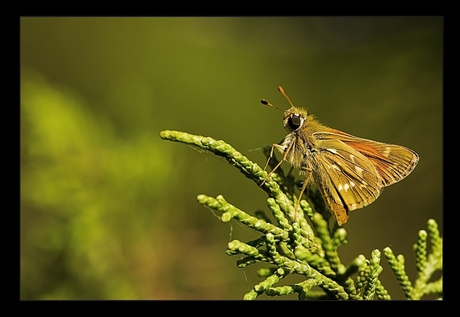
[21,17,442,299]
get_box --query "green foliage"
[160,130,442,300]
[383,219,442,299]
[20,72,174,299]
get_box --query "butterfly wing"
[311,137,383,225]
[316,130,419,187]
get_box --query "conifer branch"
[160,130,442,300]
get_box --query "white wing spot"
[383,147,391,157]
[344,183,349,192]
[350,154,355,162]
[332,164,340,171]
[338,184,343,191]
[350,181,355,187]
[328,148,337,154]
[355,166,364,176]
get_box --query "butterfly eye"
[288,115,302,130]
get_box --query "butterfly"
[260,86,419,225]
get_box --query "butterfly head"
[283,107,308,133]
[261,86,310,133]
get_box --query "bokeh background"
[20,17,442,300]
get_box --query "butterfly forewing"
[347,142,418,186]
[315,130,419,187]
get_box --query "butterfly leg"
[262,143,277,171]
[294,172,312,222]
[260,142,294,187]
[287,166,294,176]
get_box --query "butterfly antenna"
[261,98,284,112]
[261,86,297,112]
[278,86,296,108]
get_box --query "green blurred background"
[20,17,442,300]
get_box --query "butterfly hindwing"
[313,138,383,213]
